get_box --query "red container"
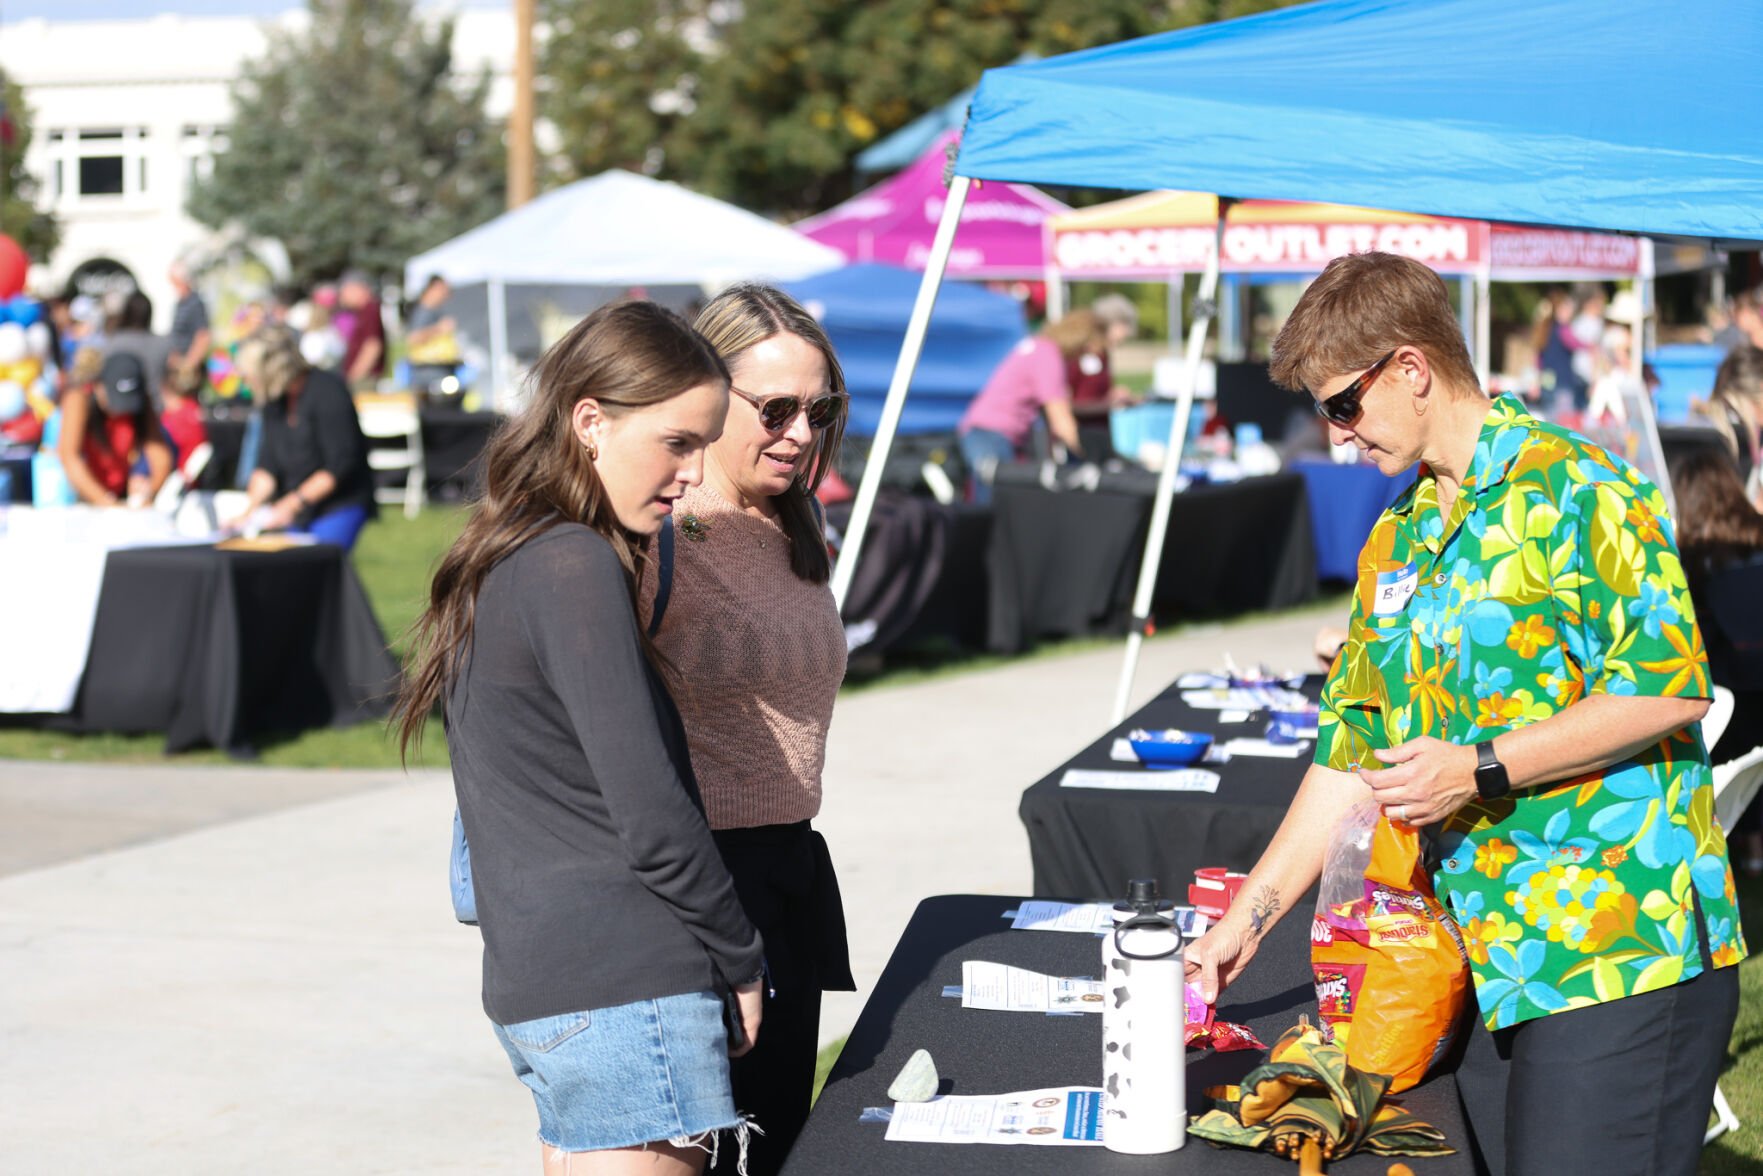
[1188,867,1248,919]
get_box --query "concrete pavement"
[0,602,1339,1173]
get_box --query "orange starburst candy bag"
[1311,802,1468,1093]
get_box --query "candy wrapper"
[1311,802,1468,1093]
[1184,982,1265,1052]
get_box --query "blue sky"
[2,0,501,19]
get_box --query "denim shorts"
[492,990,742,1153]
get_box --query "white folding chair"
[1706,687,1763,1146]
[358,404,426,520]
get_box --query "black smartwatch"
[1474,739,1511,800]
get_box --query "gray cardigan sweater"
[446,523,763,1025]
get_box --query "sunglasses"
[731,385,847,432]
[1312,350,1398,426]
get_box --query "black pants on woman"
[1452,906,1738,1176]
[710,822,853,1176]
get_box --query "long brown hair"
[390,300,729,760]
[693,283,847,583]
[1671,446,1763,549]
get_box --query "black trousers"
[1453,961,1738,1176]
[709,822,854,1176]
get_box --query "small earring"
[586,439,599,461]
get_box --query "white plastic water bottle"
[1101,878,1187,1154]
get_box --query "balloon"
[0,380,25,422]
[0,323,24,366]
[2,295,41,326]
[0,236,26,301]
[24,322,49,358]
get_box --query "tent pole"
[1110,203,1228,724]
[487,278,510,411]
[830,174,972,610]
[1047,269,1066,321]
[1475,271,1492,389]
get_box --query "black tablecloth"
[1019,677,1323,899]
[828,493,992,656]
[985,469,1317,654]
[784,894,1470,1175]
[419,407,500,499]
[44,543,400,754]
[201,407,501,498]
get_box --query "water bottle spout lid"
[1126,878,1160,912]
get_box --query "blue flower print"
[1473,663,1514,701]
[1505,809,1599,886]
[1479,940,1569,1028]
[1587,762,1695,870]
[1692,853,1731,901]
[1628,578,1680,639]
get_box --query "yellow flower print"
[1637,623,1710,697]
[1714,942,1745,968]
[1601,845,1628,868]
[1506,615,1557,658]
[1403,636,1458,735]
[1475,692,1525,728]
[1588,600,1601,621]
[1475,837,1518,879]
[1461,911,1524,966]
[1507,863,1636,953]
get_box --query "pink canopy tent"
[796,132,1067,279]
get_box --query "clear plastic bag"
[1311,802,1468,1092]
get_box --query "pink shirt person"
[959,336,1069,448]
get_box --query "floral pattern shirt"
[1316,395,1745,1030]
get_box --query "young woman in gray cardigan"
[394,301,764,1176]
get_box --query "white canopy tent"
[405,170,845,406]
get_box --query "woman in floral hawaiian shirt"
[1186,253,1743,1176]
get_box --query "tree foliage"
[0,76,60,261]
[188,0,504,288]
[541,0,1310,217]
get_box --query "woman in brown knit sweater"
[641,284,854,1175]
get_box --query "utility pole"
[508,0,536,209]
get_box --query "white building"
[0,7,514,328]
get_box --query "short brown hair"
[1269,252,1478,397]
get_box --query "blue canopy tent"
[783,263,1025,437]
[829,0,1763,726]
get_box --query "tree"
[542,0,1176,216]
[538,0,723,183]
[0,74,60,263]
[188,0,504,288]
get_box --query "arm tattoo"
[1247,886,1282,939]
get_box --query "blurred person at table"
[406,274,462,396]
[227,325,376,549]
[167,259,211,396]
[101,290,175,412]
[956,309,1098,503]
[1712,287,1763,354]
[338,270,387,391]
[644,284,854,1176]
[391,301,764,1176]
[1184,252,1742,1176]
[1696,345,1763,508]
[1068,294,1142,458]
[1670,446,1763,869]
[57,348,173,507]
[1530,285,1590,420]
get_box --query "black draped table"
[39,543,399,755]
[1019,676,1323,899]
[784,894,1470,1175]
[827,493,992,657]
[200,406,501,498]
[985,468,1317,654]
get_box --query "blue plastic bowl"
[1129,729,1214,769]
[1270,705,1320,729]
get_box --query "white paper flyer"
[960,961,1106,1013]
[885,1087,1104,1146]
[1007,900,1208,937]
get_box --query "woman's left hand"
[1359,737,1480,826]
[264,497,302,531]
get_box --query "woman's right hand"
[730,979,763,1059]
[1184,918,1260,1006]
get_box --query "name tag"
[1372,563,1419,616]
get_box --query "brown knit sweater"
[639,483,847,829]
